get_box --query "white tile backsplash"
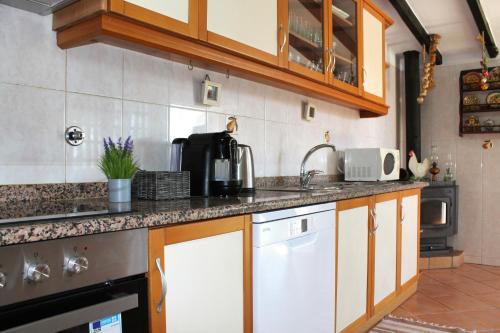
[65,93,122,182]
[67,43,123,98]
[0,83,65,184]
[123,101,169,171]
[123,51,171,105]
[0,5,66,90]
[0,4,397,185]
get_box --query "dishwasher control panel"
[289,218,308,237]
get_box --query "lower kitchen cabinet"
[336,197,370,333]
[372,193,398,312]
[148,215,252,333]
[400,189,421,288]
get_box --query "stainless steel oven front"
[0,229,148,333]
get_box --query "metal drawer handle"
[370,208,378,234]
[372,224,379,234]
[279,24,287,53]
[401,204,405,224]
[155,258,167,313]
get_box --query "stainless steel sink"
[259,181,395,193]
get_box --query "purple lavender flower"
[103,138,109,154]
[117,137,123,150]
[107,137,116,149]
[123,136,134,154]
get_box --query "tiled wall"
[421,59,500,266]
[0,4,397,185]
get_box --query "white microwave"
[344,148,400,181]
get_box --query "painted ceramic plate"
[491,67,500,81]
[463,95,480,105]
[487,92,500,105]
[463,72,481,84]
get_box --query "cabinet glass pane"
[331,0,358,87]
[288,0,325,73]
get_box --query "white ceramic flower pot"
[108,179,132,203]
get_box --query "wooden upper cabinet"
[283,0,330,82]
[361,0,386,104]
[203,0,280,65]
[109,0,199,38]
[329,0,362,95]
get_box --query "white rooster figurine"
[408,150,430,180]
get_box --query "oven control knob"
[66,256,89,274]
[26,263,51,282]
[0,272,6,288]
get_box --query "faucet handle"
[307,170,324,176]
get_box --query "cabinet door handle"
[362,67,367,87]
[370,208,378,234]
[155,257,167,313]
[279,24,287,53]
[326,48,333,73]
[400,204,405,224]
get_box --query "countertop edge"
[0,182,427,246]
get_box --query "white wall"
[0,4,397,185]
[421,58,500,265]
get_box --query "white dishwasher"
[252,202,336,333]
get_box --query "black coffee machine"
[181,131,242,196]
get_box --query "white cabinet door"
[164,231,244,333]
[126,0,189,23]
[207,0,278,56]
[362,6,384,100]
[401,194,419,285]
[373,198,397,306]
[336,204,369,333]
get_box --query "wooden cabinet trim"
[159,215,245,245]
[243,215,253,333]
[337,196,371,210]
[55,13,389,115]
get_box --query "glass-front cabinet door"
[286,0,329,82]
[330,0,360,95]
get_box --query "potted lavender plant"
[99,136,139,203]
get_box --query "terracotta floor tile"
[432,293,495,311]
[400,292,452,315]
[457,268,500,282]
[424,269,469,284]
[391,307,416,318]
[478,266,500,276]
[418,281,461,298]
[482,279,500,291]
[467,309,500,329]
[447,278,498,295]
[475,292,500,308]
[416,311,491,331]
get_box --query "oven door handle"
[155,257,168,313]
[3,293,138,333]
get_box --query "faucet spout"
[300,144,336,188]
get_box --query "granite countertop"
[0,181,427,246]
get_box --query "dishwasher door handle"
[286,232,319,248]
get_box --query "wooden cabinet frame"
[108,0,199,38]
[148,215,252,333]
[337,188,420,333]
[398,188,421,292]
[360,0,390,105]
[336,197,371,333]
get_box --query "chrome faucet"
[300,144,337,188]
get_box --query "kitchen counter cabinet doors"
[336,197,370,333]
[109,0,199,38]
[399,189,421,289]
[372,192,398,313]
[148,215,252,333]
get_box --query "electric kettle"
[236,144,255,193]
